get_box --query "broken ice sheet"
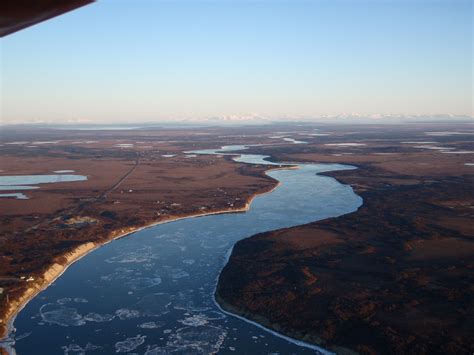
[166,325,227,354]
[40,303,115,326]
[105,247,156,264]
[83,313,115,322]
[125,276,162,290]
[138,321,166,329]
[40,305,85,327]
[62,342,101,354]
[114,335,146,353]
[115,308,141,320]
[178,314,209,327]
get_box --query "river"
[7,146,362,354]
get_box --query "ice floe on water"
[56,298,72,305]
[54,170,75,173]
[465,163,474,166]
[83,313,115,323]
[162,154,176,158]
[125,276,162,290]
[115,335,146,353]
[178,314,209,327]
[101,267,135,282]
[138,321,166,329]
[106,247,157,264]
[145,325,227,354]
[73,298,88,303]
[56,297,87,304]
[169,325,227,353]
[40,301,115,326]
[144,346,169,355]
[40,306,86,327]
[62,342,101,354]
[115,309,141,320]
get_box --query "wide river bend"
[8,146,362,354]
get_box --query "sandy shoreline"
[0,166,287,350]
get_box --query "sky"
[1,0,472,124]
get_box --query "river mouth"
[7,147,362,354]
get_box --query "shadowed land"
[216,123,474,355]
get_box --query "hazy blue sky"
[1,0,472,123]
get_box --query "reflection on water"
[10,147,362,354]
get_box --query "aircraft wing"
[0,0,95,37]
